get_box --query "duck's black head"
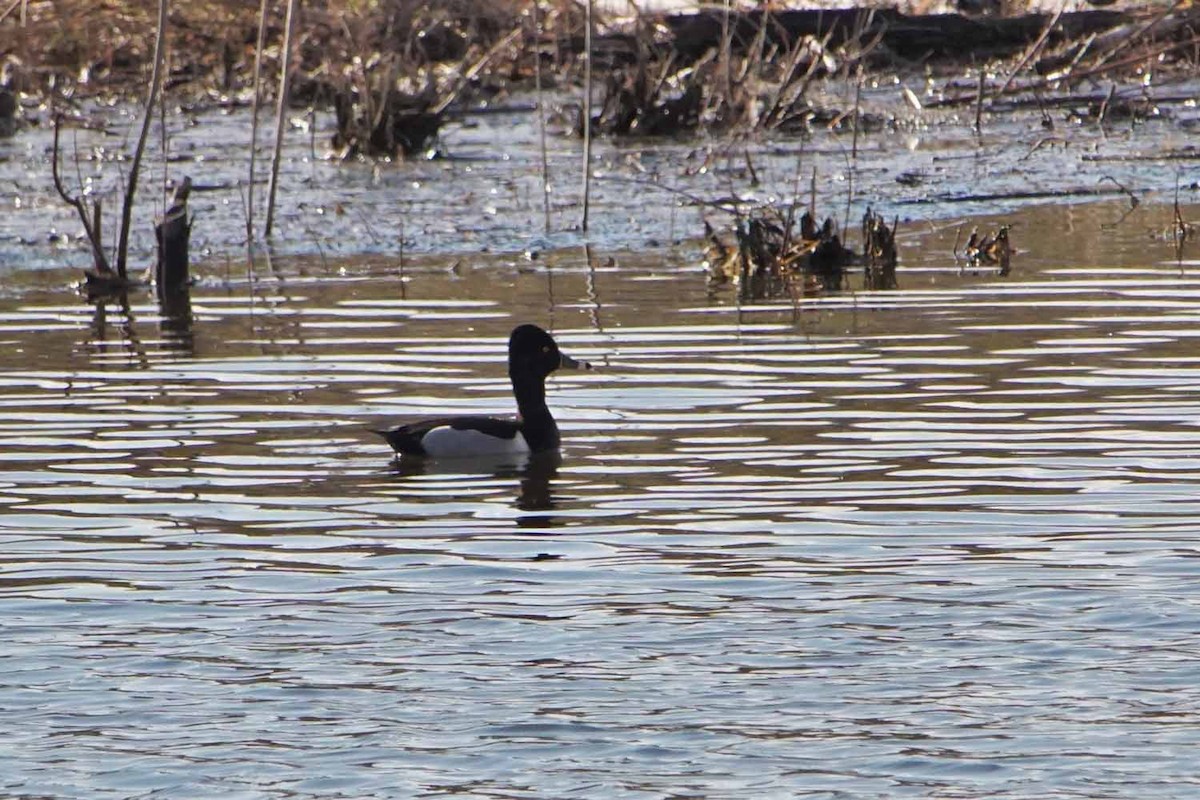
[508,324,589,380]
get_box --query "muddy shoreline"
[2,3,1199,277]
[0,4,1180,105]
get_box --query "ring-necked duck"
[375,324,590,458]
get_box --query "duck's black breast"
[375,416,525,457]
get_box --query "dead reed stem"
[116,0,169,279]
[996,3,1063,98]
[248,0,270,243]
[1089,1,1182,73]
[974,70,985,134]
[0,0,22,24]
[809,166,817,219]
[842,145,853,237]
[782,141,807,255]
[580,0,593,232]
[51,116,110,273]
[720,0,733,105]
[533,0,551,234]
[265,0,299,239]
[1173,171,1187,259]
[93,201,104,261]
[851,65,863,160]
[937,27,1200,111]
[159,46,168,206]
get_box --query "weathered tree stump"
[0,89,17,138]
[862,208,898,290]
[155,176,192,301]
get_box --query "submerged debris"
[586,29,899,138]
[964,224,1013,275]
[706,207,895,301]
[331,87,442,159]
[0,88,17,137]
[591,59,703,136]
[862,207,898,290]
[314,2,532,159]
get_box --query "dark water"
[3,202,1200,797]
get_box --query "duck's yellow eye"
[542,345,551,353]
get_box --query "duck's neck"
[512,370,560,452]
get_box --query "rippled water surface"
[4,202,1200,798]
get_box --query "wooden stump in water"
[155,177,192,301]
[0,89,17,138]
[862,208,899,291]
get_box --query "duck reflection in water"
[387,450,564,524]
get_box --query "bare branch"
[52,114,111,274]
[115,0,169,279]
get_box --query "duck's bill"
[559,353,592,371]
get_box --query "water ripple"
[4,212,1200,797]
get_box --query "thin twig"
[996,3,1064,98]
[810,165,817,220]
[432,26,524,116]
[0,0,22,24]
[851,64,863,160]
[1099,174,1139,208]
[1174,171,1188,241]
[974,69,985,134]
[763,28,813,125]
[1086,1,1182,75]
[933,31,1200,110]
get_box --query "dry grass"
[4,0,260,93]
[5,0,1199,145]
[1,0,538,100]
